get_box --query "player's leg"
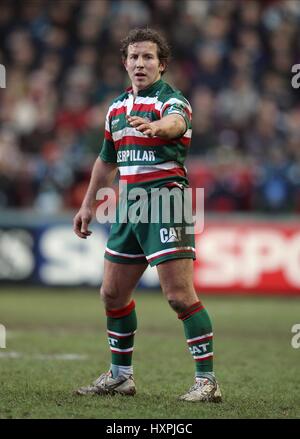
[157,258,222,402]
[132,186,220,400]
[76,260,147,396]
[101,259,148,376]
[101,259,148,380]
[156,258,198,311]
[100,258,147,309]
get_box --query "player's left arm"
[127,113,186,139]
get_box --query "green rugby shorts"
[105,186,196,266]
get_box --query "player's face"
[124,41,165,92]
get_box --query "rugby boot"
[179,377,222,402]
[75,371,136,396]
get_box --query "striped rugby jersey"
[99,79,192,190]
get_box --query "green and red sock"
[178,301,215,381]
[106,300,137,378]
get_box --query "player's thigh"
[157,258,197,305]
[101,259,148,307]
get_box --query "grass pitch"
[0,288,299,419]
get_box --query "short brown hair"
[120,28,171,74]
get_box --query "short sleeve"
[99,112,117,163]
[161,96,192,132]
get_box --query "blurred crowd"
[0,0,300,213]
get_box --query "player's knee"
[167,298,189,314]
[100,285,119,308]
[162,276,192,297]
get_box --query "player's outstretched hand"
[73,207,93,239]
[127,115,158,137]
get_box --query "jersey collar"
[126,79,163,97]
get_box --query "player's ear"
[159,62,166,74]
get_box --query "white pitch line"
[0,351,22,359]
[0,351,88,360]
[34,353,88,361]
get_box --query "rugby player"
[73,28,221,402]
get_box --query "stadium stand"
[0,0,299,213]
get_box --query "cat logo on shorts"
[160,227,182,243]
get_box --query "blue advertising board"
[0,215,160,288]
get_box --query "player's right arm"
[73,158,118,239]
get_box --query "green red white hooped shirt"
[99,79,192,189]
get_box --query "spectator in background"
[254,147,296,212]
[189,86,218,155]
[243,98,284,159]
[217,73,259,130]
